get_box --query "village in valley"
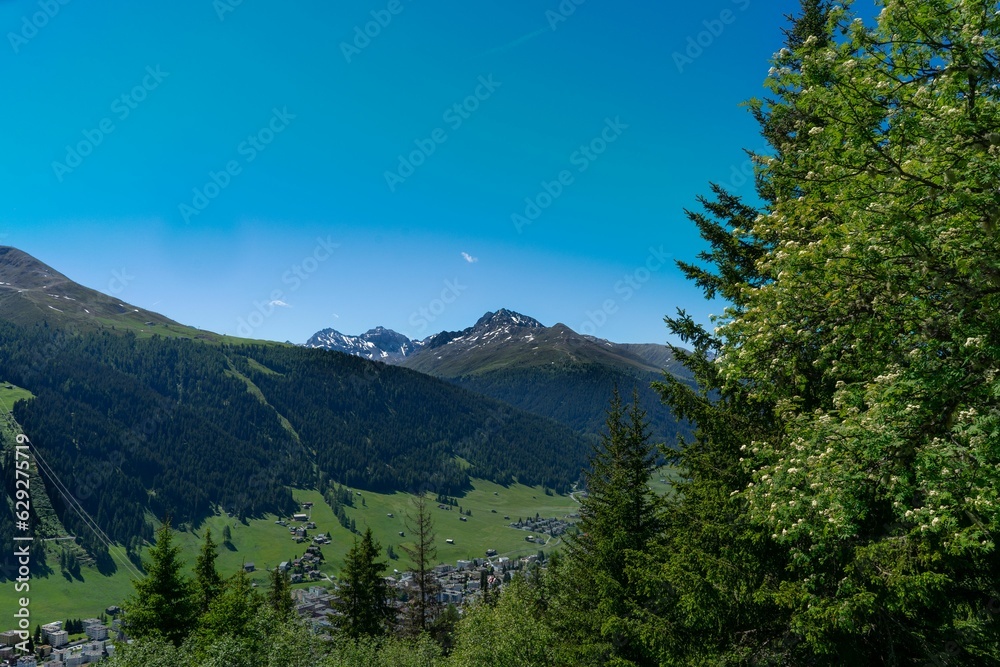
[0,490,580,665]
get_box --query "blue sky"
[1,0,802,344]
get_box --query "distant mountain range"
[305,325,418,363]
[0,247,592,567]
[305,308,692,445]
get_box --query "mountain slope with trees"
[0,319,589,567]
[308,309,694,445]
[96,1,1000,665]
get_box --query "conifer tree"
[267,566,295,621]
[332,528,394,637]
[196,568,263,644]
[121,519,197,646]
[652,0,1000,662]
[401,494,441,636]
[193,528,223,614]
[551,387,662,666]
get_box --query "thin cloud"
[269,299,291,308]
[461,252,478,264]
[478,27,548,57]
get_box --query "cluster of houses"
[276,503,333,547]
[510,515,572,539]
[288,550,545,631]
[278,515,316,543]
[0,617,117,666]
[278,545,327,583]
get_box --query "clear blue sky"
[1,0,802,344]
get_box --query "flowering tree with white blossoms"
[710,0,1000,662]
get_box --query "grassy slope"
[0,383,34,412]
[341,479,579,567]
[0,482,580,625]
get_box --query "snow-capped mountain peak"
[304,326,414,362]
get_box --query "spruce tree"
[121,519,197,646]
[400,494,441,636]
[332,527,394,637]
[267,566,295,620]
[193,529,223,614]
[196,568,263,645]
[551,387,662,666]
[643,187,793,664]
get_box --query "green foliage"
[400,495,442,637]
[121,519,198,646]
[195,568,264,651]
[549,388,663,666]
[108,604,444,667]
[327,482,360,534]
[450,577,555,667]
[638,0,1000,663]
[104,636,180,667]
[193,529,223,614]
[267,566,295,621]
[332,528,394,638]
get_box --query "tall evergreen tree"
[651,0,1000,663]
[332,528,394,638]
[640,188,794,664]
[400,494,441,636]
[196,568,263,646]
[121,519,197,646]
[193,528,223,614]
[267,566,295,621]
[550,387,662,666]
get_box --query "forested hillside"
[449,363,688,447]
[0,322,588,564]
[396,313,694,445]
